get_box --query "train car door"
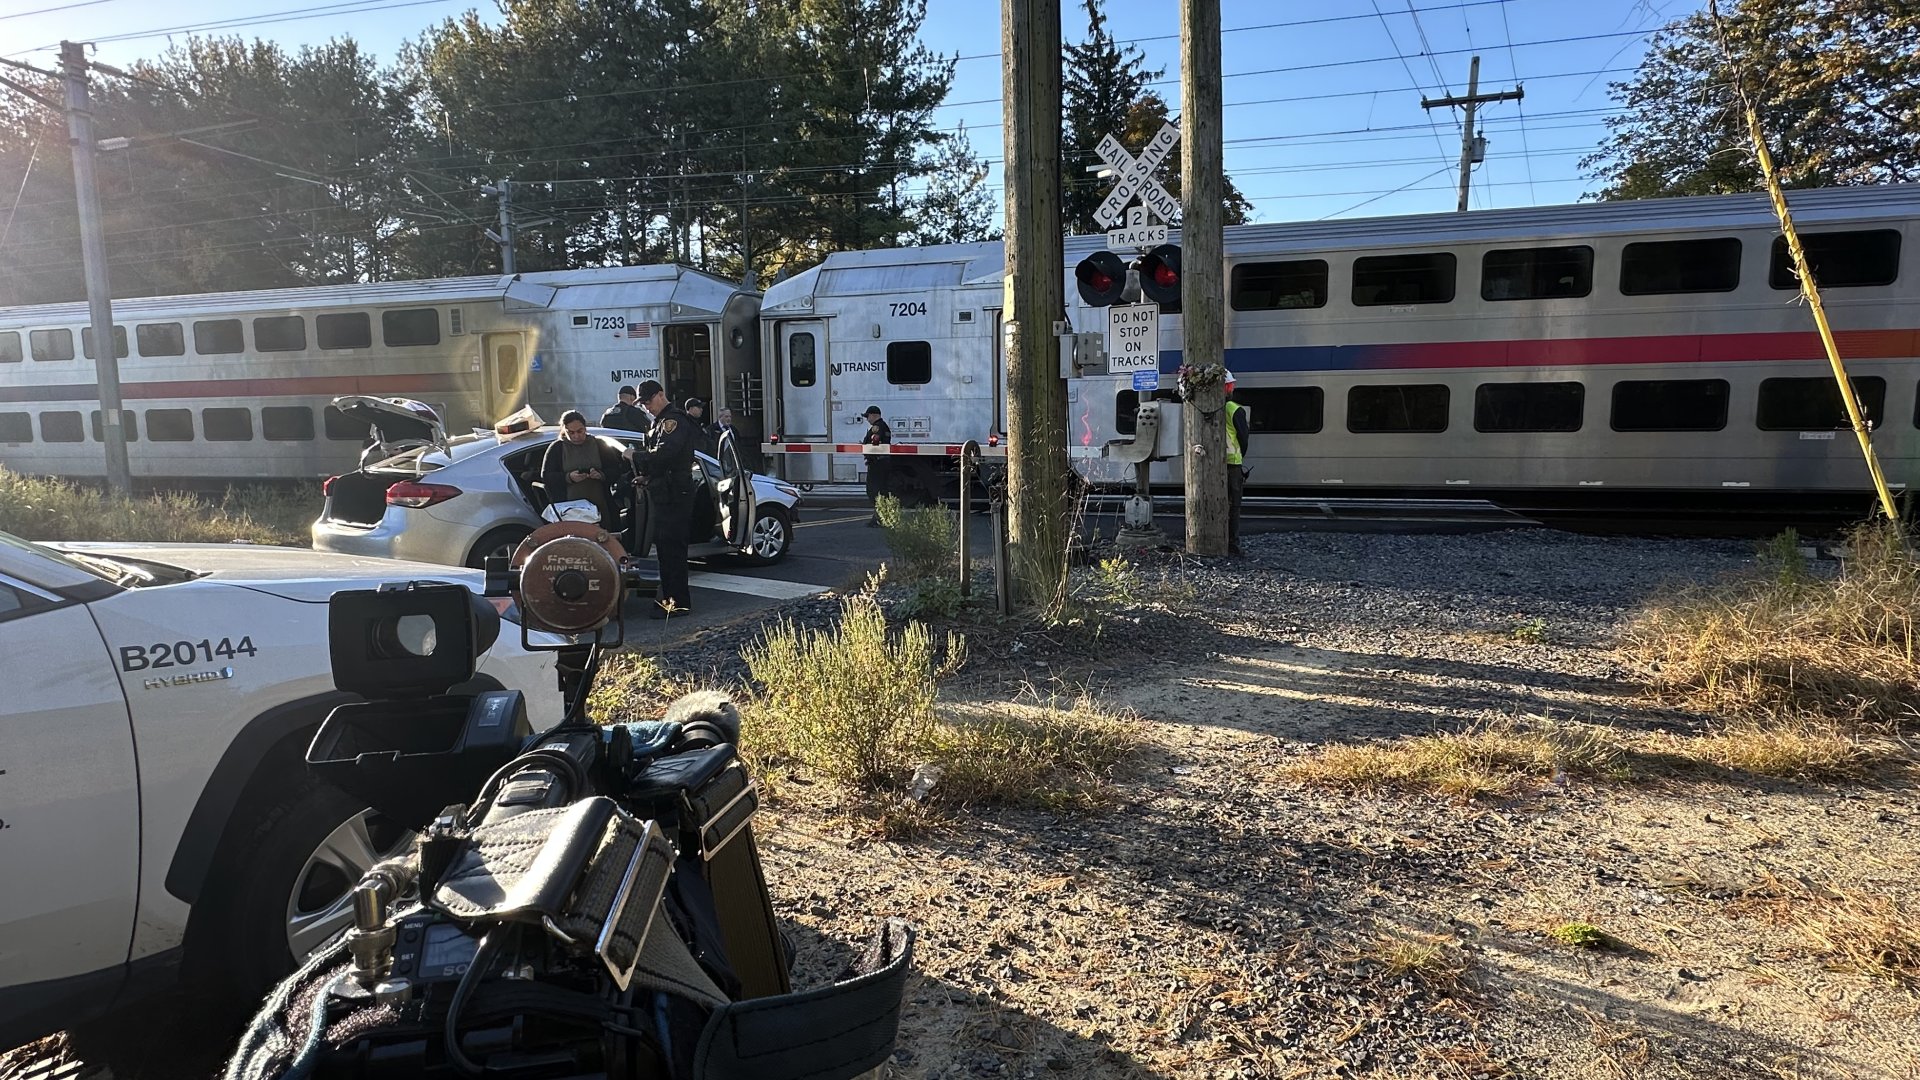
[482,332,528,424]
[779,321,828,439]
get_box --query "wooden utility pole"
[1421,56,1522,213]
[1001,0,1070,606]
[60,41,131,497]
[1180,0,1227,556]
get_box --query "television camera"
[224,521,912,1080]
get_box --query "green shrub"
[742,591,963,791]
[875,495,957,582]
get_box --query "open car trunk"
[322,470,393,527]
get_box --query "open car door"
[715,429,756,550]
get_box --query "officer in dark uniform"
[601,385,651,433]
[627,380,697,617]
[862,405,892,527]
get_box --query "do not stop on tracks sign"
[1107,302,1159,383]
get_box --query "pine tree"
[912,122,1000,245]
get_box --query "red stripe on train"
[0,372,473,405]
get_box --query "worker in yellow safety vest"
[1224,371,1251,556]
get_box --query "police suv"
[0,531,562,1050]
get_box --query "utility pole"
[60,41,131,497]
[1421,56,1522,213]
[1001,0,1069,608]
[1180,0,1227,556]
[482,179,516,274]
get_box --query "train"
[3,182,1916,519]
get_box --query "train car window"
[318,312,373,350]
[1231,260,1329,310]
[253,316,307,353]
[1482,247,1593,301]
[1116,389,1138,435]
[1352,253,1456,306]
[146,409,194,441]
[323,405,366,441]
[1769,230,1901,290]
[887,341,932,385]
[81,325,129,359]
[0,332,21,363]
[382,308,441,347]
[0,412,31,442]
[202,407,254,441]
[1610,379,1729,431]
[1474,382,1585,432]
[136,323,185,357]
[1348,384,1449,432]
[1756,376,1885,430]
[1237,386,1324,433]
[31,328,73,361]
[89,410,138,443]
[788,332,816,387]
[1619,238,1741,295]
[41,411,84,443]
[262,406,316,441]
[194,319,245,355]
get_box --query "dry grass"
[928,688,1141,814]
[0,467,315,545]
[1659,717,1885,781]
[1281,717,1630,800]
[1729,872,1920,986]
[1624,523,1920,726]
[1352,931,1476,996]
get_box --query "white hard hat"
[1223,370,1236,386]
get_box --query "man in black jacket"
[540,410,629,528]
[628,381,699,617]
[862,405,892,527]
[601,385,651,433]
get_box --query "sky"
[0,0,1697,225]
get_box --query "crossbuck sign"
[1090,122,1180,249]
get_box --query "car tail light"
[386,480,461,508]
[323,475,338,496]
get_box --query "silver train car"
[0,265,761,486]
[757,184,1919,516]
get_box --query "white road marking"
[688,571,832,600]
[795,513,869,528]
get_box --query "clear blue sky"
[1,0,1697,223]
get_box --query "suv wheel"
[197,773,414,1000]
[466,525,532,569]
[747,506,792,565]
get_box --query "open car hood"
[332,395,447,452]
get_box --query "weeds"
[1664,717,1878,781]
[875,495,957,582]
[1549,921,1621,951]
[1730,872,1920,985]
[1510,617,1548,644]
[1281,717,1630,801]
[742,590,963,791]
[1355,932,1475,995]
[928,688,1140,814]
[0,467,315,545]
[1624,521,1920,725]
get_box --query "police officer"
[601,385,651,433]
[627,380,698,617]
[862,405,892,527]
[1224,371,1251,556]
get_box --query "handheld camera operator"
[626,381,697,617]
[222,517,913,1080]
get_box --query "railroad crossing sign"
[1106,303,1160,377]
[1089,122,1181,240]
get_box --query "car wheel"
[466,525,532,569]
[197,773,415,1001]
[746,506,792,565]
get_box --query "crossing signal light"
[1134,244,1182,312]
[1074,251,1128,307]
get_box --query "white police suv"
[0,530,562,1050]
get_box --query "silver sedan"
[313,423,802,569]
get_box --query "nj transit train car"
[0,265,759,485]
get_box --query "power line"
[0,0,119,22]
[6,0,469,58]
[1370,0,1461,172]
[1501,0,1538,204]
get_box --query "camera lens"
[369,613,439,659]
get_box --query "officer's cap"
[636,380,665,401]
[864,405,883,418]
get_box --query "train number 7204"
[887,301,927,318]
